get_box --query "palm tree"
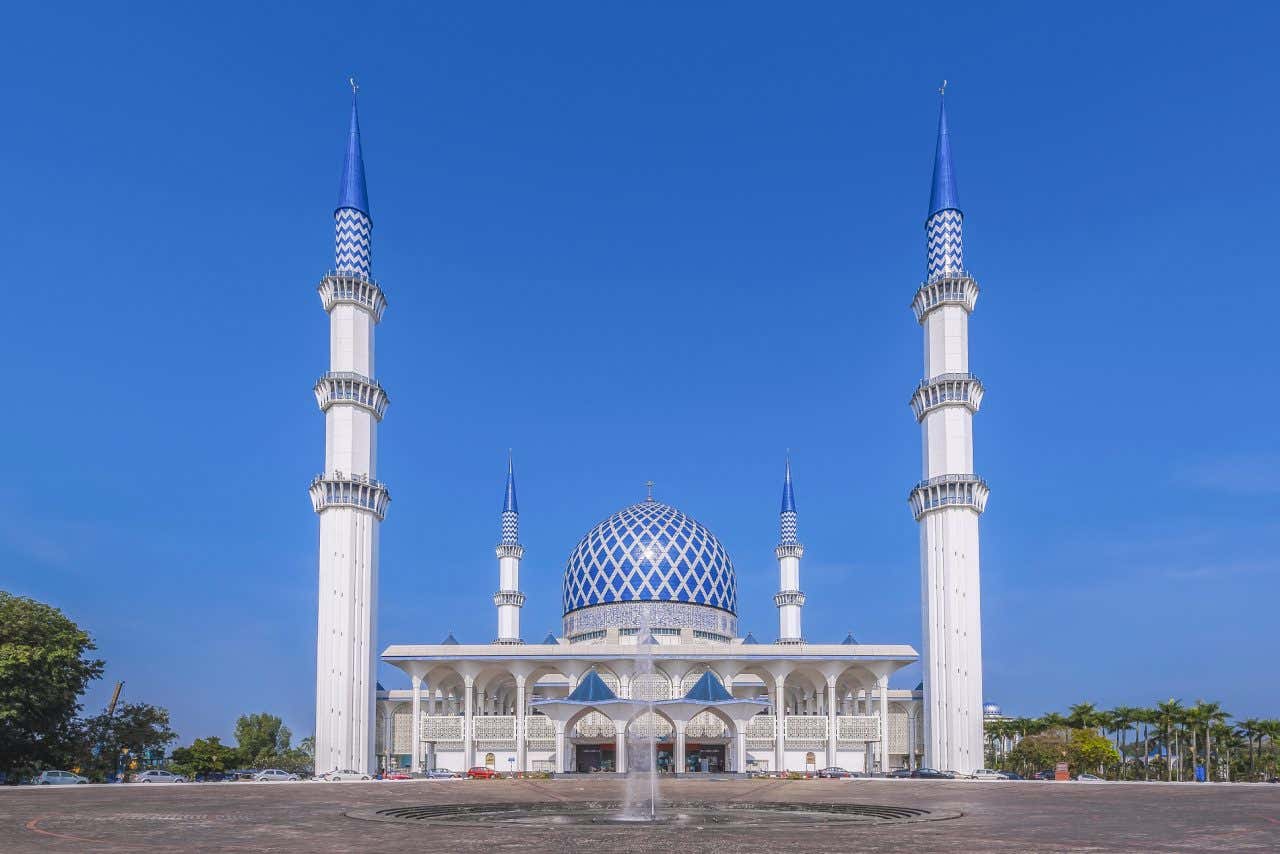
[1196,702,1228,782]
[1041,712,1070,741]
[1108,706,1141,778]
[1155,699,1184,782]
[1067,702,1102,732]
[1238,719,1263,780]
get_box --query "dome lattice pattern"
[563,501,737,615]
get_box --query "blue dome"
[983,701,1002,717]
[563,500,737,615]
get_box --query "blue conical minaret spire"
[779,456,798,545]
[928,88,960,219]
[334,78,372,278]
[925,82,964,280]
[500,451,519,545]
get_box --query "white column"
[553,721,566,773]
[614,721,627,773]
[515,676,527,773]
[826,677,838,767]
[734,723,748,773]
[462,678,475,770]
[674,721,687,774]
[908,710,918,770]
[410,675,423,772]
[773,676,787,773]
[877,675,890,773]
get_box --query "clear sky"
[4,2,1278,744]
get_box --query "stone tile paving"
[2,777,1277,852]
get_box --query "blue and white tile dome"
[563,500,737,617]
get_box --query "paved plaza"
[3,777,1278,852]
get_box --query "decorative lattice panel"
[421,715,463,748]
[630,672,671,701]
[573,712,616,739]
[474,716,516,749]
[837,715,880,743]
[685,711,728,739]
[784,715,828,749]
[627,711,673,739]
[746,714,775,749]
[393,708,413,753]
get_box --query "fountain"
[620,607,659,822]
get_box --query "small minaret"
[311,80,390,776]
[909,85,987,773]
[494,453,526,644]
[774,457,805,644]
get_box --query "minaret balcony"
[911,272,979,322]
[495,543,525,560]
[309,472,390,520]
[493,590,526,607]
[314,372,390,420]
[909,373,984,421]
[908,474,989,520]
[774,590,806,607]
[318,271,388,322]
[774,544,805,559]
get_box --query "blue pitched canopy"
[337,91,370,216]
[928,96,960,218]
[683,671,733,702]
[441,632,459,645]
[742,632,759,645]
[841,632,858,645]
[542,632,558,645]
[566,670,617,703]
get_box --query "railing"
[318,271,388,322]
[911,272,979,322]
[908,474,989,521]
[309,473,391,520]
[313,372,390,420]
[909,373,984,421]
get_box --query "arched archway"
[623,706,677,773]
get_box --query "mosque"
[310,82,990,776]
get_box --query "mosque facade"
[311,86,989,776]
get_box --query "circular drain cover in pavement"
[348,800,960,827]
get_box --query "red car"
[467,766,500,779]
[382,771,412,780]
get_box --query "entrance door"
[575,745,616,772]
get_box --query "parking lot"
[3,776,1278,852]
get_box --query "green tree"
[169,736,240,778]
[0,592,104,777]
[1007,732,1067,776]
[1238,718,1264,780]
[77,702,176,782]
[234,713,291,764]
[1069,728,1121,776]
[1067,702,1103,732]
[1155,699,1184,782]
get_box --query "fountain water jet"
[620,607,659,822]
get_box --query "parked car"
[323,769,372,781]
[133,770,186,783]
[1032,769,1057,780]
[35,770,88,785]
[910,768,953,779]
[467,766,500,779]
[972,769,1007,780]
[425,769,460,779]
[1001,771,1025,780]
[817,767,852,778]
[1075,773,1104,782]
[253,769,300,782]
[944,770,973,779]
[382,771,412,780]
[887,768,914,778]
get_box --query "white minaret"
[774,457,805,644]
[310,81,389,776]
[909,87,988,773]
[494,454,526,644]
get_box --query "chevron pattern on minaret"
[926,209,963,280]
[335,208,372,277]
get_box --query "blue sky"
[4,2,1278,743]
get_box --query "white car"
[35,770,88,785]
[133,769,187,783]
[972,769,1007,780]
[253,769,300,782]
[1075,773,1105,782]
[324,769,372,781]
